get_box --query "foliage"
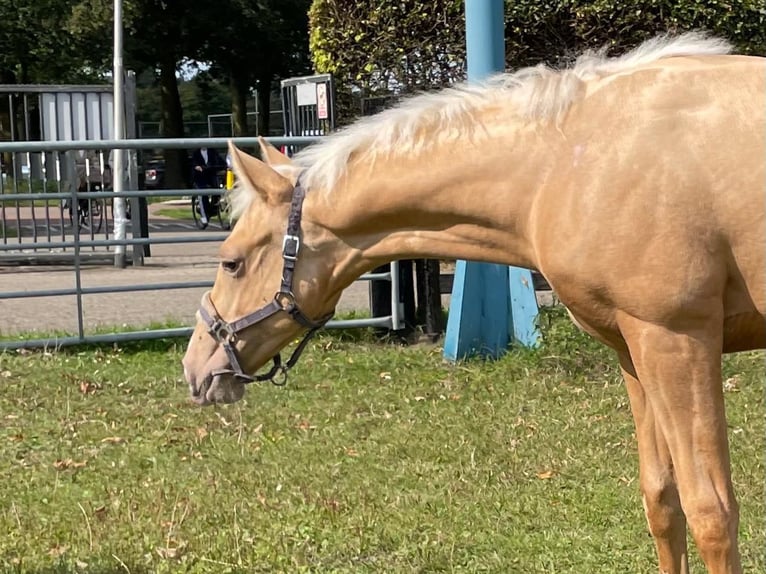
[309,0,766,123]
[0,0,106,83]
[504,0,766,67]
[136,72,232,126]
[310,0,466,91]
[195,0,313,136]
[0,312,763,572]
[309,0,466,119]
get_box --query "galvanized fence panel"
[0,137,404,350]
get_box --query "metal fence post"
[443,0,539,361]
[124,71,146,265]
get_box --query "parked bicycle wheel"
[191,195,207,230]
[192,192,230,230]
[79,199,104,233]
[68,198,104,233]
[217,194,231,231]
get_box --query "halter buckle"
[209,319,235,342]
[282,234,300,261]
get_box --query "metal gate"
[0,136,404,350]
[0,78,140,262]
[281,74,335,141]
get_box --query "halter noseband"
[197,182,333,386]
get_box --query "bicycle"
[66,195,105,233]
[191,189,230,230]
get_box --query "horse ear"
[258,136,292,166]
[228,142,292,205]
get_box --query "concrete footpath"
[0,237,374,336]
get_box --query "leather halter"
[197,182,333,386]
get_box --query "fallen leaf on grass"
[536,470,555,480]
[53,459,87,470]
[48,544,68,557]
[156,542,187,559]
[196,427,209,440]
[723,375,741,392]
[79,381,102,394]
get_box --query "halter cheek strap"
[196,183,334,386]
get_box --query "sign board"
[280,74,335,141]
[316,84,328,120]
[296,82,317,107]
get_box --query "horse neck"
[303,125,549,282]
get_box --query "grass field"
[152,207,193,220]
[0,308,763,573]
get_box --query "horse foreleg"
[620,354,689,574]
[619,315,742,574]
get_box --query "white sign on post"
[296,82,317,106]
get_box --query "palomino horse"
[183,33,764,573]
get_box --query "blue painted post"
[443,0,539,361]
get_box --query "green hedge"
[310,0,765,121]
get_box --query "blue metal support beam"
[443,0,539,361]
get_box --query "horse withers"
[182,33,765,574]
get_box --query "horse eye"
[221,259,242,275]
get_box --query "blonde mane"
[231,31,731,216]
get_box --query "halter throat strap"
[197,182,333,386]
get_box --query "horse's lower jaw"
[190,374,245,406]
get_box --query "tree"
[195,0,313,137]
[67,0,194,186]
[0,0,108,84]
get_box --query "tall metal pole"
[443,0,539,361]
[464,0,505,82]
[112,0,127,267]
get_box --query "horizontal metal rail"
[0,270,390,300]
[0,136,320,153]
[0,188,221,202]
[0,315,394,351]
[0,135,404,349]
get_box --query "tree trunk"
[229,71,249,137]
[256,72,272,136]
[158,56,187,189]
